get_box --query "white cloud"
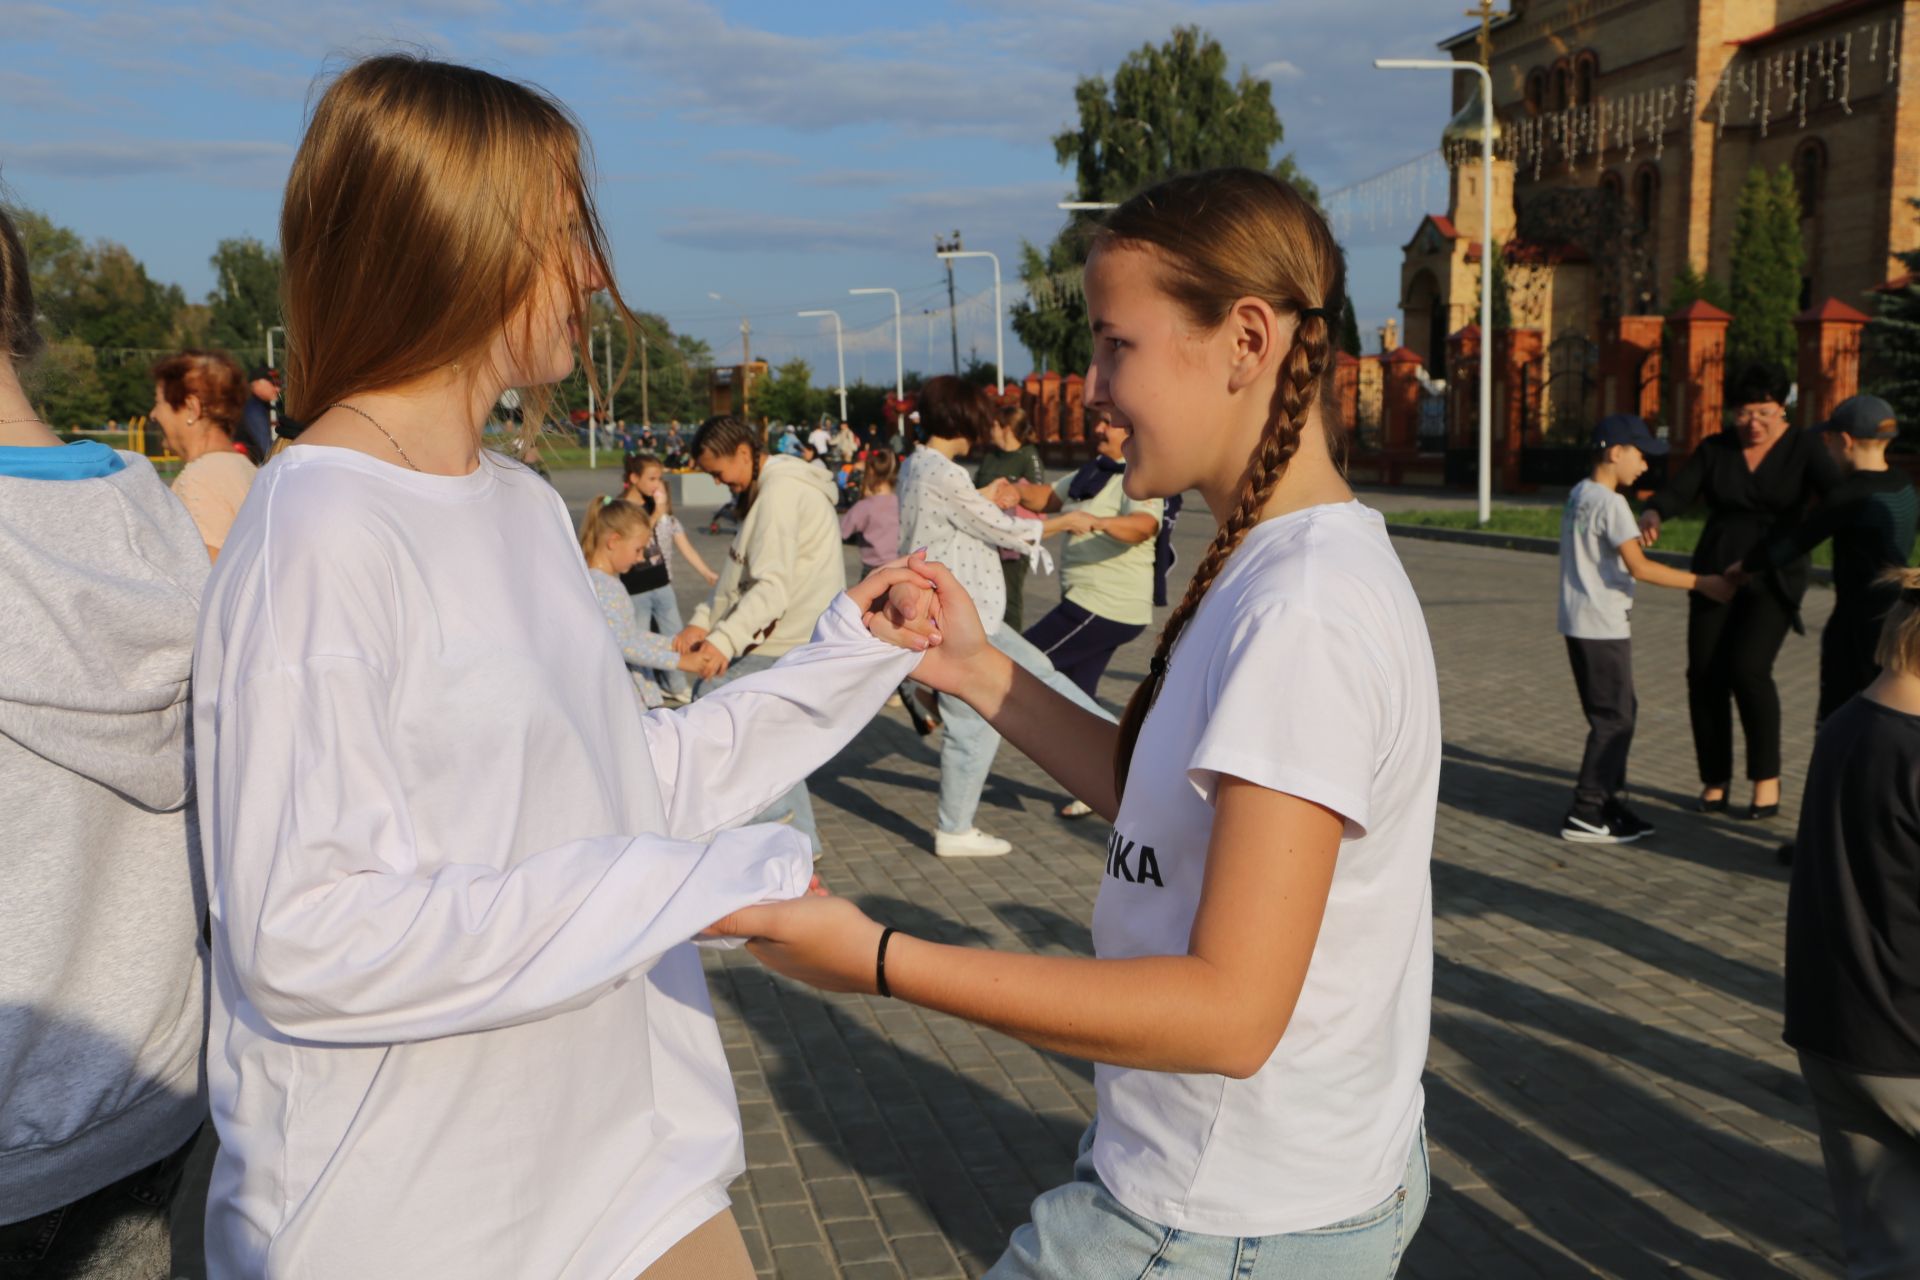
[0,139,293,187]
[659,180,1064,256]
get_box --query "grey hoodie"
[0,452,210,1219]
[687,453,848,661]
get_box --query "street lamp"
[1376,55,1495,527]
[850,287,903,434]
[797,309,848,425]
[933,247,1004,392]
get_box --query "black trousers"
[1686,586,1797,784]
[1024,599,1145,701]
[1819,600,1885,724]
[1566,637,1636,812]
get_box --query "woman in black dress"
[1640,364,1841,818]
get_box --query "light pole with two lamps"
[797,309,848,426]
[849,287,903,435]
[932,247,1004,393]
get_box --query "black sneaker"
[1560,808,1645,844]
[1605,800,1655,840]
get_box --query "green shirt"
[1053,472,1163,626]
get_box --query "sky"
[0,0,1471,387]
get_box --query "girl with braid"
[712,168,1441,1277]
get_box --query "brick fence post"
[1603,315,1664,420]
[1794,298,1871,426]
[1382,347,1425,455]
[1668,299,1732,459]
[1498,329,1543,492]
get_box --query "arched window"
[1633,164,1659,235]
[1574,51,1599,106]
[1525,68,1546,115]
[1599,170,1625,205]
[1795,139,1826,219]
[1550,61,1570,111]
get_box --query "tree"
[1668,263,1732,314]
[960,353,999,389]
[1475,242,1514,333]
[25,343,110,430]
[1727,165,1804,388]
[204,238,284,359]
[1868,198,1920,428]
[1338,296,1362,358]
[16,209,192,418]
[1011,25,1317,377]
[756,358,827,426]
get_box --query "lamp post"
[797,309,848,425]
[585,324,597,470]
[1375,55,1495,527]
[850,287,903,435]
[933,247,1004,392]
[264,324,287,435]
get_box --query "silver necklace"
[0,417,50,428]
[330,402,422,472]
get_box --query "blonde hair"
[578,495,651,560]
[1876,568,1920,675]
[281,53,633,448]
[1097,169,1345,799]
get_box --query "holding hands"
[1693,573,1736,604]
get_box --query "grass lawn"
[1378,506,1858,567]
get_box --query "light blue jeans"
[988,1121,1430,1279]
[937,626,1114,835]
[632,584,689,696]
[694,652,819,852]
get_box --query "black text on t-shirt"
[1105,828,1164,888]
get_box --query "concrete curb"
[1383,520,1836,586]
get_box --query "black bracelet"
[875,927,898,998]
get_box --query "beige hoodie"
[688,453,847,661]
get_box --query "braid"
[1111,311,1332,800]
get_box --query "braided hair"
[690,414,764,515]
[1102,169,1347,800]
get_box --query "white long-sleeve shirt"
[192,445,919,1279]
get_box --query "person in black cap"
[1640,362,1842,820]
[1731,395,1917,724]
[1558,414,1734,843]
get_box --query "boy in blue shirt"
[1560,415,1734,843]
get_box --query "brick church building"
[1397,0,1918,445]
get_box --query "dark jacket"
[1648,427,1841,612]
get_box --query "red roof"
[1730,0,1884,47]
[1670,299,1733,322]
[1795,298,1871,324]
[1404,214,1460,252]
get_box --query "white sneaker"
[934,828,1012,858]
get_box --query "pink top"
[839,492,899,570]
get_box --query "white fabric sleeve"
[1186,602,1389,836]
[209,655,813,1045]
[940,464,1046,556]
[642,594,923,842]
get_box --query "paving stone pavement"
[554,470,1845,1279]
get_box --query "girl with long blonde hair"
[192,53,934,1279]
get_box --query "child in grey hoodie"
[0,206,211,1277]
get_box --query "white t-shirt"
[192,445,921,1279]
[808,427,832,457]
[1093,501,1438,1237]
[1558,479,1640,640]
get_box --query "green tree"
[1868,198,1920,428]
[1011,25,1317,377]
[26,343,110,430]
[756,358,827,426]
[16,209,192,418]
[1338,296,1362,358]
[1668,263,1733,313]
[1727,165,1804,387]
[204,238,284,358]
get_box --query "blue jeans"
[632,585,689,696]
[937,626,1114,835]
[693,652,819,853]
[987,1121,1429,1280]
